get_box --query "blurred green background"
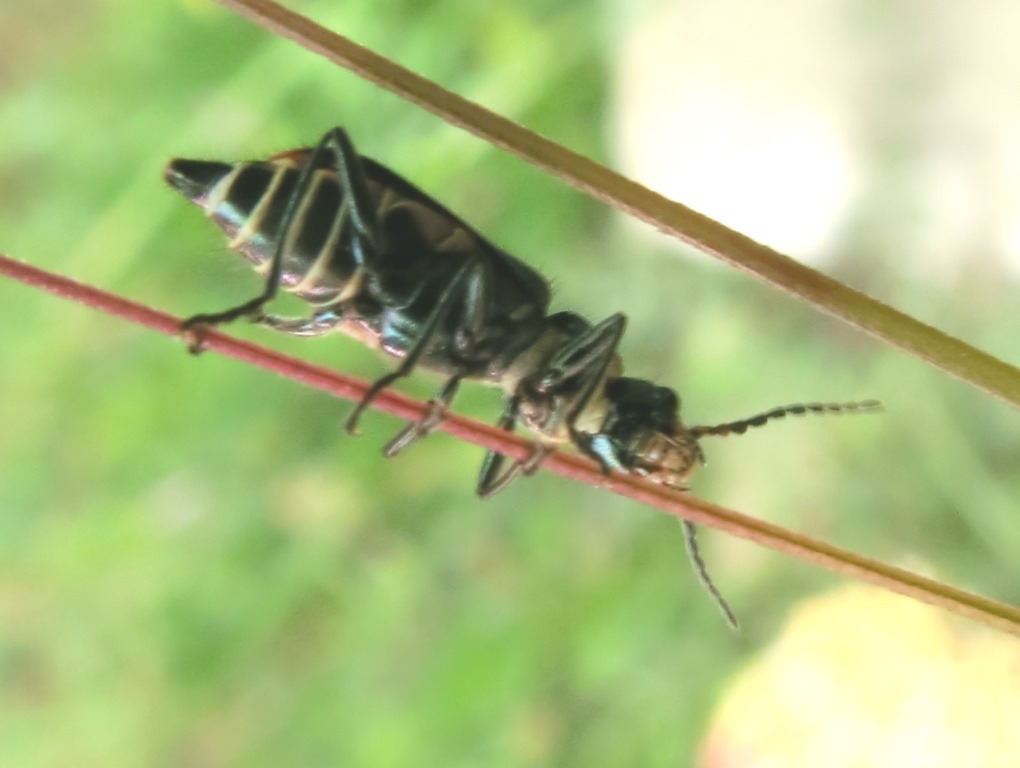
[1,1,1018,766]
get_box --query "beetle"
[166,126,880,628]
[165,127,642,496]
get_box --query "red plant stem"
[3,253,1020,635]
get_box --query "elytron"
[166,126,880,627]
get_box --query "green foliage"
[0,1,1017,766]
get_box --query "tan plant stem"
[212,0,1020,411]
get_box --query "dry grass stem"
[215,0,1020,410]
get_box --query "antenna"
[681,520,739,632]
[689,400,882,439]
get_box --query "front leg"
[538,313,627,420]
[476,395,523,498]
[577,432,626,478]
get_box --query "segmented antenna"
[681,520,739,631]
[677,400,878,630]
[689,399,882,439]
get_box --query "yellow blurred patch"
[701,586,1020,768]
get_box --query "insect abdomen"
[165,159,357,304]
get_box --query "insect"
[165,127,643,494]
[166,126,880,627]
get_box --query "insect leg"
[382,251,500,455]
[344,255,482,436]
[327,128,384,270]
[181,127,383,348]
[382,374,462,457]
[255,307,345,338]
[480,314,628,491]
[478,445,554,500]
[534,314,626,402]
[531,313,628,476]
[476,395,524,498]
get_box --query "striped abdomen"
[166,149,554,379]
[165,157,363,304]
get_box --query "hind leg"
[181,127,384,348]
